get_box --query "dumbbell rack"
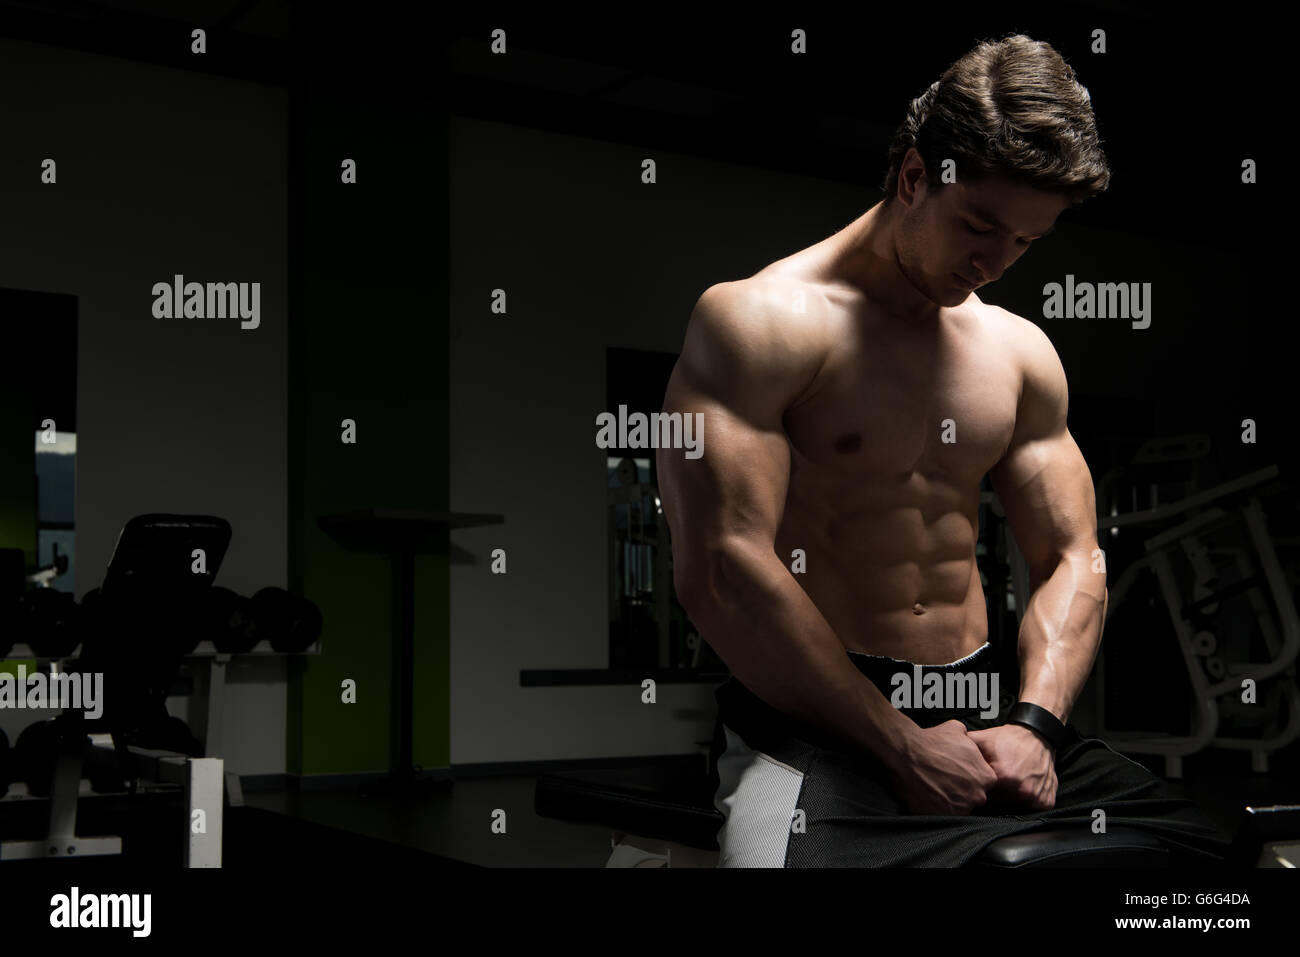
[192,639,319,808]
[1,729,224,867]
[186,639,321,776]
[2,639,316,866]
[3,637,318,804]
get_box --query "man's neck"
[831,202,944,325]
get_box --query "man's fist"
[890,719,999,816]
[966,724,1057,811]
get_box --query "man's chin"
[932,288,970,308]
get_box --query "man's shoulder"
[700,273,833,317]
[981,302,1065,382]
[692,276,834,362]
[982,304,1068,428]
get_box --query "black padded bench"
[534,764,1174,868]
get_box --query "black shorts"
[710,642,1232,867]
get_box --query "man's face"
[895,167,1072,307]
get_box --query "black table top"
[317,509,504,553]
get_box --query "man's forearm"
[682,541,916,769]
[1017,547,1108,723]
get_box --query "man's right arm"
[656,281,915,772]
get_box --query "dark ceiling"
[0,1,1280,249]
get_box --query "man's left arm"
[971,320,1108,808]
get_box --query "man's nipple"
[833,433,862,454]
[912,602,925,615]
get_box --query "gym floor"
[1,748,1286,869]
[243,776,612,868]
[234,745,1287,868]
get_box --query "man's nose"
[969,258,1005,284]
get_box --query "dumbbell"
[16,720,131,795]
[251,587,322,653]
[81,586,203,657]
[16,588,82,658]
[133,715,203,758]
[15,720,61,796]
[205,586,259,654]
[14,719,91,797]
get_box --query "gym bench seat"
[534,765,1174,868]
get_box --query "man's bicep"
[989,314,1099,582]
[990,429,1098,585]
[658,368,791,553]
[657,285,810,568]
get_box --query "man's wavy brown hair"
[882,34,1110,205]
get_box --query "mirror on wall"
[0,287,77,596]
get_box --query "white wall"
[0,38,288,775]
[449,115,880,763]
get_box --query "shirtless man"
[656,36,1228,867]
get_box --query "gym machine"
[985,435,1298,778]
[1090,438,1298,777]
[0,514,258,866]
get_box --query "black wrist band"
[1006,702,1070,751]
